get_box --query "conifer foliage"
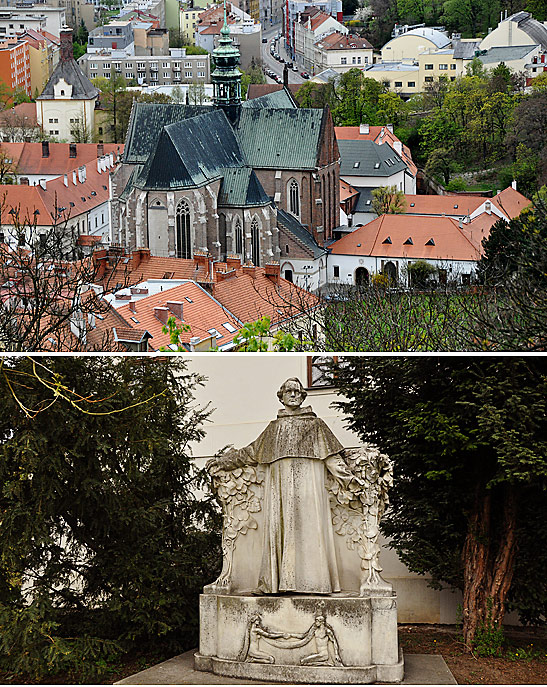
[0,357,220,681]
[334,357,547,651]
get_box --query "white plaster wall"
[184,356,464,624]
[341,170,405,192]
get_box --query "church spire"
[211,0,241,121]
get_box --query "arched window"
[176,199,192,259]
[235,217,243,255]
[251,217,260,266]
[289,179,300,218]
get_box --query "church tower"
[211,1,241,122]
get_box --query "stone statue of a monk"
[207,377,353,595]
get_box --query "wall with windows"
[417,50,460,89]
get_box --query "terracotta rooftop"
[340,179,359,202]
[1,142,124,177]
[116,280,241,350]
[0,156,120,225]
[491,186,530,219]
[402,194,484,216]
[330,214,483,261]
[0,102,37,128]
[316,32,372,50]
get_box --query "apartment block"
[0,37,31,96]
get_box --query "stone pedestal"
[194,592,404,684]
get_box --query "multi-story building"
[36,27,98,141]
[79,48,210,86]
[283,0,342,58]
[0,37,31,96]
[180,6,202,44]
[195,3,261,71]
[0,7,65,38]
[46,0,96,31]
[381,25,450,61]
[313,31,372,73]
[17,28,51,96]
[293,7,346,73]
[87,20,134,53]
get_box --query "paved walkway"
[115,650,457,685]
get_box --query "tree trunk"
[461,485,518,651]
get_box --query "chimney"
[189,336,201,351]
[225,255,242,271]
[359,123,369,134]
[69,143,77,158]
[60,27,73,63]
[265,263,280,283]
[153,306,170,324]
[72,170,77,185]
[242,264,256,278]
[485,201,491,215]
[166,300,184,320]
[63,174,68,187]
[393,140,402,155]
[387,123,394,133]
[215,268,237,282]
[283,63,289,88]
[129,300,136,313]
[20,177,29,185]
[41,140,49,157]
[97,143,104,157]
[97,157,102,173]
[39,178,46,190]
[511,179,517,191]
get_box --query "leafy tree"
[333,357,547,650]
[489,62,512,93]
[75,20,88,45]
[92,73,127,144]
[72,41,87,61]
[188,81,206,105]
[406,259,437,287]
[0,356,220,681]
[184,45,210,55]
[295,81,336,109]
[371,185,406,215]
[233,316,303,351]
[0,147,17,183]
[425,146,455,185]
[240,59,265,100]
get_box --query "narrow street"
[260,26,306,86]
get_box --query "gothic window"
[251,217,260,266]
[288,179,300,218]
[235,217,243,255]
[176,199,192,259]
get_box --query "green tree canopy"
[333,357,547,650]
[0,357,220,681]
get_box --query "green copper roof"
[124,103,210,164]
[137,110,245,190]
[242,89,296,109]
[218,167,270,207]
[236,107,325,170]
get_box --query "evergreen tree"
[333,357,547,650]
[0,357,220,681]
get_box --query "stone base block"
[195,593,404,684]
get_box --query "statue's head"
[314,615,326,626]
[277,377,307,410]
[250,614,262,627]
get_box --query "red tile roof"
[340,179,359,202]
[307,12,330,31]
[335,126,417,177]
[402,194,484,216]
[1,142,123,176]
[491,186,530,219]
[0,102,37,127]
[212,265,318,326]
[116,280,241,350]
[330,214,483,261]
[316,32,372,50]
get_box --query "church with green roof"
[111,6,339,281]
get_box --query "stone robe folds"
[226,406,344,594]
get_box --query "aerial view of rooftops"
[0,3,545,351]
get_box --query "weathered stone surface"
[197,378,403,684]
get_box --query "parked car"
[301,71,310,79]
[292,64,298,71]
[262,37,267,43]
